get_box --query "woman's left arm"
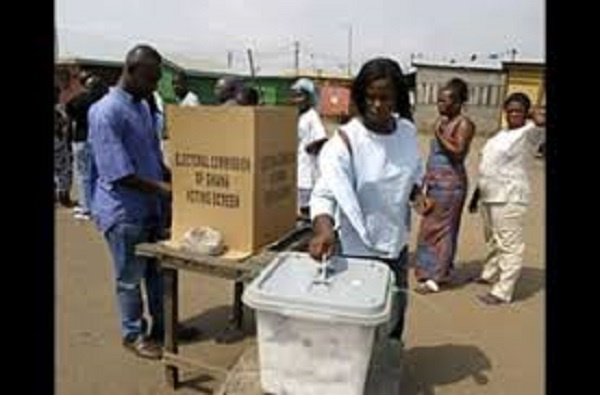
[436,118,476,160]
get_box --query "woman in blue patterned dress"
[414,78,476,293]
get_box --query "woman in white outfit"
[291,78,328,219]
[309,57,434,342]
[468,92,546,305]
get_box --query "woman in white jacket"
[468,92,546,305]
[309,57,434,342]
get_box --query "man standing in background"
[173,71,200,106]
[66,72,108,220]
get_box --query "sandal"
[414,279,439,294]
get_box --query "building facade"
[413,62,506,136]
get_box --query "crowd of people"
[55,43,546,361]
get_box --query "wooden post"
[163,268,179,388]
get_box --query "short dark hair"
[445,78,469,104]
[174,70,188,82]
[240,87,259,105]
[504,92,531,112]
[88,76,109,100]
[351,57,413,121]
[125,44,162,70]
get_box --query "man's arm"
[90,109,171,198]
[116,175,171,197]
[161,162,172,183]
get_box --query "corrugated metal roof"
[55,56,244,80]
[160,52,234,75]
[56,27,245,77]
[501,60,545,69]
[412,60,503,72]
[56,57,124,68]
[280,69,353,81]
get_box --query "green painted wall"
[249,78,293,105]
[158,66,296,106]
[158,67,220,105]
[187,77,219,104]
[157,65,177,103]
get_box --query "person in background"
[237,86,260,105]
[65,73,108,220]
[214,76,244,105]
[172,71,200,106]
[146,91,165,141]
[309,57,434,348]
[413,78,476,293]
[468,92,546,305]
[55,85,74,207]
[290,78,328,220]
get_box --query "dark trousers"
[340,246,409,341]
[378,247,409,340]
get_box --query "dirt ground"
[56,133,545,394]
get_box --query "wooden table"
[135,224,312,389]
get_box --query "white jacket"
[478,121,544,205]
[311,117,424,259]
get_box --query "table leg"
[215,280,246,344]
[163,268,179,388]
[233,281,244,330]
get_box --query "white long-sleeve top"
[310,117,424,259]
[477,121,544,205]
[179,91,201,106]
[297,108,327,190]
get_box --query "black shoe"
[58,192,76,208]
[477,293,506,306]
[473,277,494,285]
[122,336,163,360]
